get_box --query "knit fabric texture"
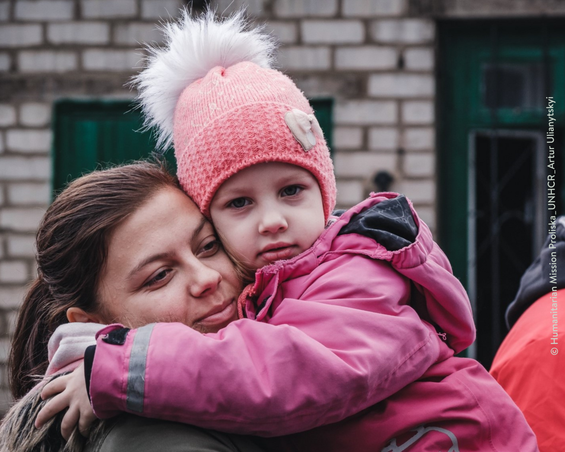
[173,61,336,220]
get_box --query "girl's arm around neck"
[88,256,441,437]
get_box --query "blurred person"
[491,216,565,452]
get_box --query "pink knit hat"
[133,10,336,220]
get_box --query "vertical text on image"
[547,96,558,355]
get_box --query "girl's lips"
[198,300,237,329]
[259,245,298,263]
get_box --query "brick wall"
[1,0,561,415]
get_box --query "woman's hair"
[9,160,179,399]
[0,374,115,452]
[214,231,256,287]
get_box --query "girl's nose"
[188,260,222,298]
[259,209,288,234]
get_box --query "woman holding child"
[2,162,262,452]
[3,10,537,452]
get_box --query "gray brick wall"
[1,0,563,417]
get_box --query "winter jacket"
[85,193,538,451]
[490,216,565,452]
[83,415,265,452]
[0,381,262,452]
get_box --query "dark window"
[482,62,549,110]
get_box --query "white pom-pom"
[132,8,277,150]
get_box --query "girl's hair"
[9,160,179,399]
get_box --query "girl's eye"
[281,185,303,197]
[227,198,250,209]
[145,269,172,288]
[199,239,221,257]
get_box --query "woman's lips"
[198,300,237,329]
[259,245,298,263]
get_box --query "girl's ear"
[66,307,103,323]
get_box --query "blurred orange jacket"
[491,288,565,452]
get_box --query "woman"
[1,161,263,452]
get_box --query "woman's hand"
[35,363,97,440]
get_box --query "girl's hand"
[35,363,97,440]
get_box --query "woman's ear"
[66,307,102,323]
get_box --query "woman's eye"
[145,269,172,288]
[199,239,221,256]
[281,185,302,197]
[227,198,250,209]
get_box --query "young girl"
[39,10,538,451]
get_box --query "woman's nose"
[188,261,222,298]
[259,209,288,234]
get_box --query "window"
[482,62,548,110]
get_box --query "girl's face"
[96,187,241,333]
[210,162,326,271]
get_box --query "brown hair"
[9,160,179,399]
[0,373,115,452]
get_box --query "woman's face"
[96,187,241,333]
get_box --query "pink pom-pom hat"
[133,10,336,220]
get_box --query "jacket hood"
[250,193,475,353]
[506,216,565,329]
[47,322,106,376]
[344,194,474,352]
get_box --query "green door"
[438,20,565,366]
[52,100,173,193]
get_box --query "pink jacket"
[87,193,538,450]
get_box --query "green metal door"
[52,100,172,193]
[438,20,565,366]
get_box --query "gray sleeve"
[86,414,266,452]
